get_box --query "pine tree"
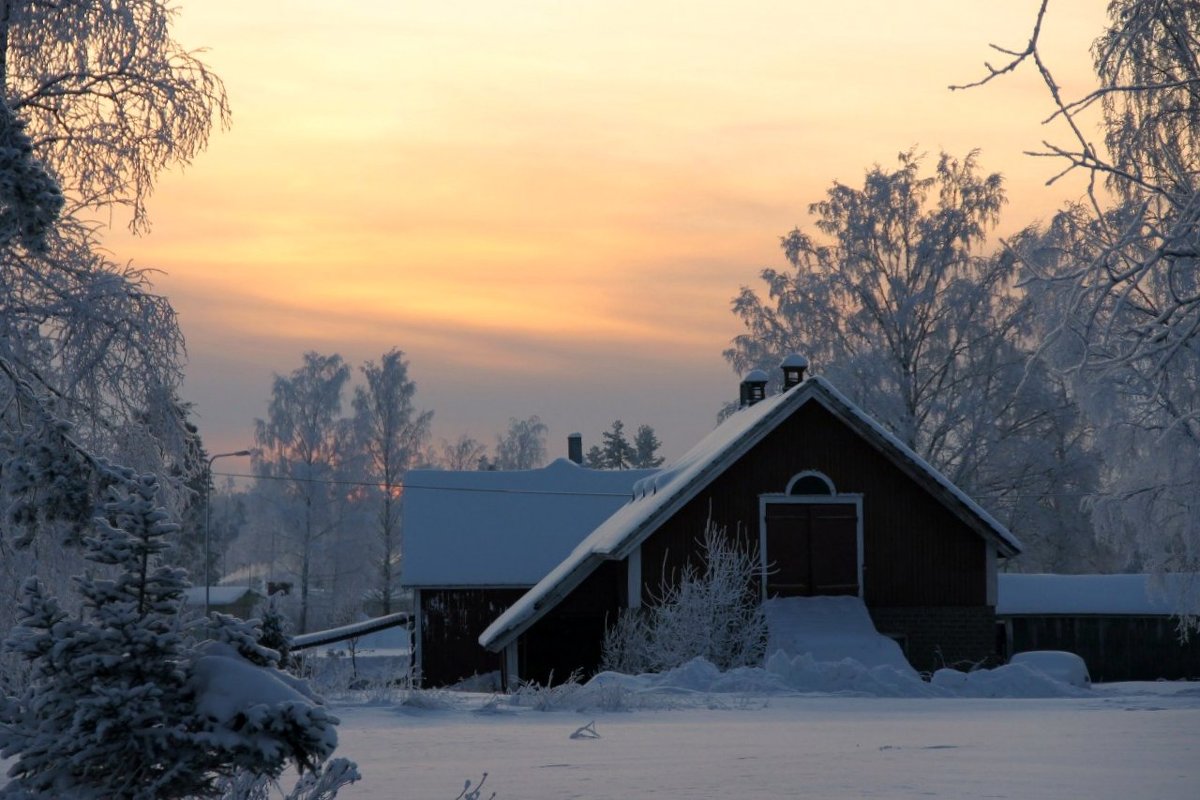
[0,469,354,800]
[600,420,632,469]
[0,468,206,798]
[631,425,665,469]
[586,421,663,469]
[257,596,293,669]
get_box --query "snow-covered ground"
[329,681,1200,799]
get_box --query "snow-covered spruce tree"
[0,469,356,800]
[602,523,766,674]
[257,596,294,670]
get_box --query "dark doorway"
[764,502,858,597]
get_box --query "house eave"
[479,552,609,652]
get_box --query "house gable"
[480,377,1020,653]
[639,399,990,608]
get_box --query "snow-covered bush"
[509,671,585,711]
[0,469,357,799]
[256,597,293,668]
[602,523,766,674]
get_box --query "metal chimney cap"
[742,369,769,383]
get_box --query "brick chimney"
[568,433,583,464]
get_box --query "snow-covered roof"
[181,586,263,607]
[400,458,657,587]
[480,377,1022,652]
[997,573,1196,616]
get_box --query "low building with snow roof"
[181,586,266,619]
[997,573,1200,681]
[400,458,656,686]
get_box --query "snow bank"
[764,595,916,674]
[583,654,1085,700]
[586,654,935,698]
[574,596,1085,701]
[931,662,1088,697]
[1009,650,1091,687]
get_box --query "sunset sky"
[104,0,1107,465]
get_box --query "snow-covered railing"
[291,612,412,651]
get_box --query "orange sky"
[103,0,1107,463]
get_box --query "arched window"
[786,470,835,496]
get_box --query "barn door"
[763,502,858,597]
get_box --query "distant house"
[181,586,265,619]
[997,573,1200,681]
[404,360,1023,688]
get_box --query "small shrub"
[508,670,584,711]
[601,522,767,674]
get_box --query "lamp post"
[205,449,255,617]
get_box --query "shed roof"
[480,376,1022,651]
[997,573,1195,616]
[181,586,264,607]
[400,458,656,587]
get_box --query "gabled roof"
[400,458,657,587]
[480,376,1022,651]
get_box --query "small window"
[786,470,835,495]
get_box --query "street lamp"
[205,449,255,617]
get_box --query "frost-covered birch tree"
[254,353,352,634]
[351,349,432,614]
[1,0,228,594]
[438,434,487,470]
[1,0,230,230]
[493,415,548,470]
[725,151,1099,567]
[957,1,1200,623]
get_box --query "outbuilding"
[400,459,655,686]
[997,573,1200,681]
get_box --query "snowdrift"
[763,595,916,674]
[579,596,1087,700]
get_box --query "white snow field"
[330,681,1200,799]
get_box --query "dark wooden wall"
[1007,614,1200,682]
[419,587,526,686]
[640,401,987,608]
[519,560,626,686]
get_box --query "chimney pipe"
[739,369,769,407]
[781,354,809,389]
[568,432,583,464]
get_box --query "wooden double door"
[763,502,859,597]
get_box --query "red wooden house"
[405,360,1022,687]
